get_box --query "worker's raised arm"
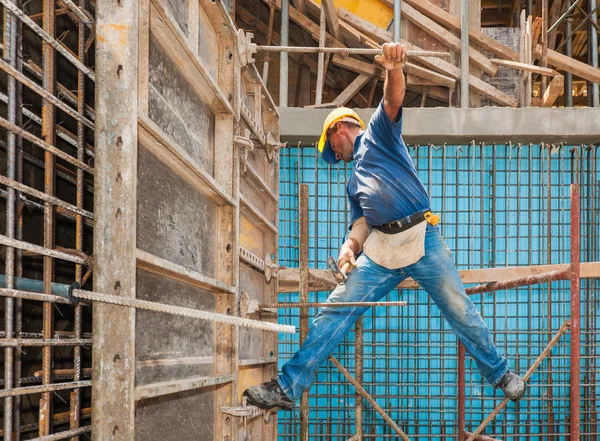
[376,43,407,123]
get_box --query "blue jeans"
[277,225,508,401]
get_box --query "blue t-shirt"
[347,100,431,228]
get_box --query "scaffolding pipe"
[279,0,289,107]
[565,0,573,107]
[460,0,469,108]
[570,183,581,441]
[590,0,599,106]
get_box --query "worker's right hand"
[337,244,357,275]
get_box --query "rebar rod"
[329,356,411,441]
[0,381,92,399]
[0,59,94,128]
[0,235,88,265]
[0,0,95,81]
[465,321,571,441]
[257,45,450,57]
[27,426,91,441]
[0,176,93,219]
[0,117,93,172]
[464,268,570,294]
[259,301,408,308]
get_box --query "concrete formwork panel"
[94,0,280,439]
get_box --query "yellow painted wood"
[314,0,393,29]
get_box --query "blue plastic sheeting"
[277,143,600,441]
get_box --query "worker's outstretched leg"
[244,254,406,409]
[404,224,526,402]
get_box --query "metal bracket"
[237,30,257,67]
[240,291,277,318]
[221,396,273,439]
[265,132,286,162]
[233,129,254,171]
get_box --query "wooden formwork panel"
[94,0,279,439]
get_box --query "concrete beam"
[280,107,600,145]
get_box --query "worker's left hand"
[375,43,406,71]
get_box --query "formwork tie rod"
[0,285,295,335]
[255,45,451,57]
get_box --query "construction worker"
[244,42,525,410]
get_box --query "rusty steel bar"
[329,355,411,441]
[0,117,93,172]
[259,301,408,309]
[0,60,94,129]
[541,0,548,97]
[26,425,91,441]
[0,381,92,399]
[464,267,570,294]
[570,183,581,441]
[355,317,364,440]
[3,0,19,437]
[465,321,571,441]
[0,176,93,219]
[0,235,88,264]
[299,183,309,441]
[40,0,56,434]
[0,287,81,305]
[71,2,88,438]
[0,0,95,80]
[0,339,91,347]
[59,0,92,27]
[464,431,503,441]
[458,342,466,441]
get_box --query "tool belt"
[372,210,440,234]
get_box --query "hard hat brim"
[321,138,340,165]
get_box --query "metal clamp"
[234,129,254,171]
[266,132,286,162]
[237,30,257,67]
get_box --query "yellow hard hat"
[317,107,365,164]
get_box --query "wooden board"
[541,75,564,107]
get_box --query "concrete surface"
[279,106,600,145]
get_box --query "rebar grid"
[278,143,599,441]
[0,0,95,438]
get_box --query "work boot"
[243,380,295,410]
[496,371,526,402]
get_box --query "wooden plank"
[278,262,600,292]
[405,85,450,103]
[402,0,519,61]
[332,54,455,88]
[321,0,343,42]
[491,58,559,76]
[400,2,498,77]
[534,44,600,83]
[333,73,372,105]
[541,75,564,106]
[401,40,519,106]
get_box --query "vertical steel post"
[565,0,573,107]
[3,0,19,438]
[460,0,469,108]
[570,183,581,441]
[280,0,289,107]
[355,317,364,440]
[70,0,87,438]
[458,342,466,441]
[40,0,56,435]
[393,0,401,42]
[93,0,138,436]
[299,184,309,441]
[590,0,599,106]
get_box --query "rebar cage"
[278,142,600,441]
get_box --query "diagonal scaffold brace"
[465,320,571,441]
